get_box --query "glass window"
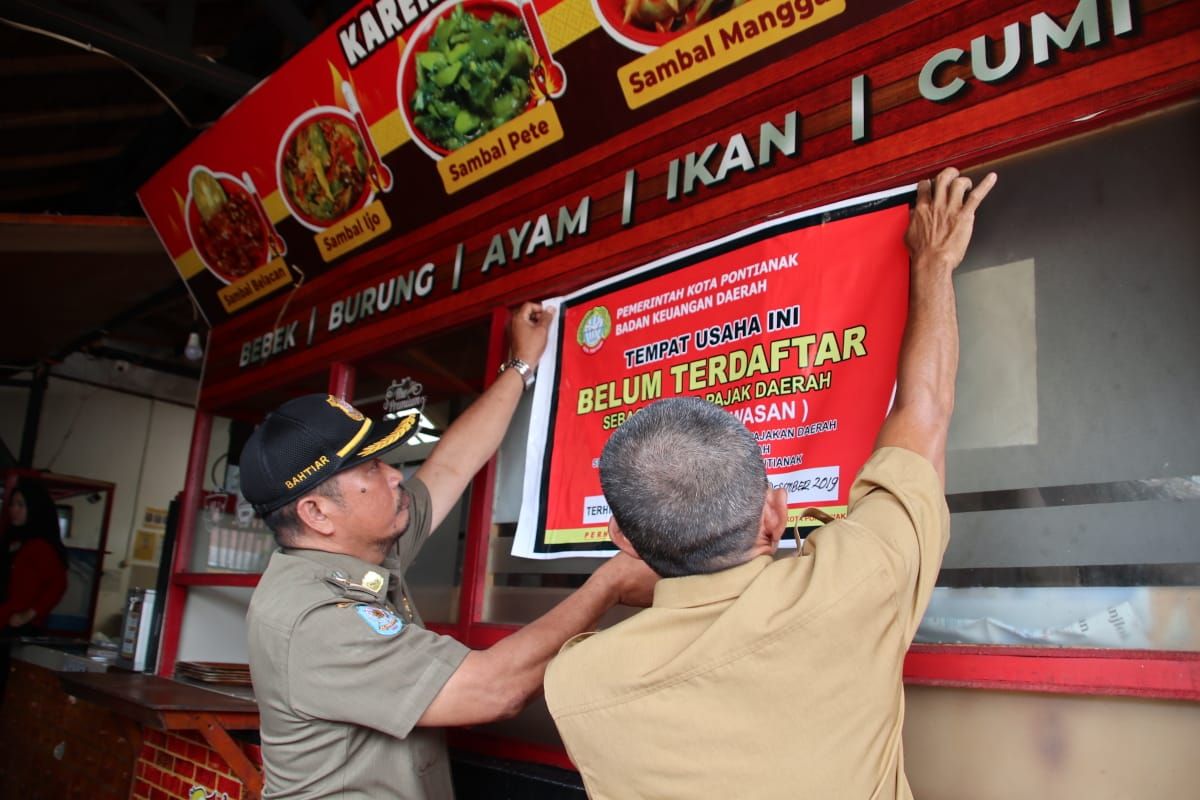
[483,104,1200,650]
[916,102,1200,651]
[487,391,635,626]
[352,320,491,624]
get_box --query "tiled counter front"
[134,729,261,800]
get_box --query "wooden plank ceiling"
[0,0,355,377]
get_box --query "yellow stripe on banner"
[264,191,289,224]
[371,109,410,157]
[543,526,611,545]
[788,506,848,526]
[542,0,601,51]
[175,249,205,279]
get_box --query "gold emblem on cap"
[358,413,417,457]
[325,395,365,422]
[362,571,385,593]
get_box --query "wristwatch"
[498,358,536,390]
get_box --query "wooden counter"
[0,658,142,799]
[58,672,263,799]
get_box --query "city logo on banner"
[577,306,612,354]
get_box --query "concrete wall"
[904,686,1199,799]
[454,687,1200,798]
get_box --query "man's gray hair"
[262,476,344,547]
[599,397,768,577]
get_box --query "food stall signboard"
[136,0,878,325]
[515,186,911,557]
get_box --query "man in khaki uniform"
[242,303,658,799]
[545,168,996,799]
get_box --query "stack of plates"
[175,661,253,686]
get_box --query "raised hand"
[905,167,997,274]
[510,301,556,367]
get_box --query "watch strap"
[498,358,535,390]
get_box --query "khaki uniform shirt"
[247,478,470,799]
[545,447,949,800]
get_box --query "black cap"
[239,394,420,514]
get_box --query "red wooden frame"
[435,624,1200,769]
[456,308,512,640]
[903,645,1200,702]
[327,363,355,400]
[153,0,1200,773]
[158,411,212,678]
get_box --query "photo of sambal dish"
[409,3,535,152]
[621,0,745,32]
[280,116,371,225]
[188,169,268,282]
[592,0,745,50]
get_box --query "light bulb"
[184,331,204,361]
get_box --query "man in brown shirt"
[242,303,657,799]
[545,168,996,799]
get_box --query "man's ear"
[295,494,336,537]
[752,486,789,555]
[608,518,643,560]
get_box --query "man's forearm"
[876,168,995,483]
[485,571,618,701]
[415,365,527,525]
[876,260,959,481]
[429,366,526,476]
[416,568,621,726]
[415,302,552,526]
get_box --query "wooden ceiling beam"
[99,0,167,40]
[167,0,196,50]
[0,145,124,171]
[0,103,164,129]
[0,180,88,203]
[0,214,163,254]
[2,0,256,99]
[252,0,315,46]
[0,53,125,76]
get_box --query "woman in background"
[0,477,70,700]
[1,478,69,632]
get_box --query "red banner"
[515,190,911,556]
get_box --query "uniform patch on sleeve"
[355,604,405,636]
